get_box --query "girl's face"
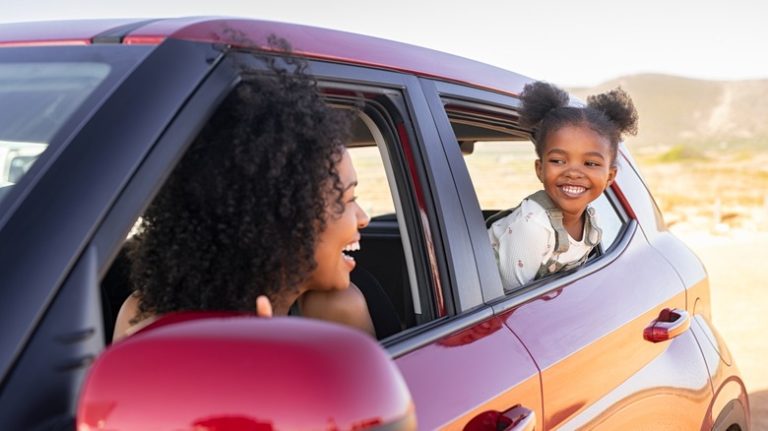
[535,125,617,220]
[305,148,370,291]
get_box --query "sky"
[2,0,768,87]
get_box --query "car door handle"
[643,308,690,343]
[500,405,536,431]
[464,405,535,431]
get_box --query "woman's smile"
[342,240,361,269]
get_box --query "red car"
[0,17,749,430]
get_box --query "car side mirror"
[77,312,416,430]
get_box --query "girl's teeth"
[562,185,586,195]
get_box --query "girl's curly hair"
[129,52,351,319]
[518,81,638,166]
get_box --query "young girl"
[488,81,638,290]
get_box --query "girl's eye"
[548,159,565,165]
[585,161,601,167]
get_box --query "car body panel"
[395,315,542,430]
[501,227,709,429]
[129,18,532,96]
[493,155,713,429]
[0,19,144,46]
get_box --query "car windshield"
[0,62,110,204]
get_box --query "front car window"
[0,62,111,203]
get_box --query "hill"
[568,74,768,154]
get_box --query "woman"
[114,52,375,340]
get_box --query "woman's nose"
[357,205,370,229]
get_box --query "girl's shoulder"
[489,196,552,234]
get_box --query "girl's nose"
[565,167,585,179]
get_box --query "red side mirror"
[77,313,416,430]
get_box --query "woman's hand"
[256,295,273,318]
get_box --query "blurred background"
[4,0,766,427]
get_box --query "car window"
[463,140,539,211]
[347,145,396,218]
[445,103,627,290]
[101,79,437,344]
[345,109,428,337]
[0,62,110,203]
[590,192,624,251]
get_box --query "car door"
[295,60,543,430]
[423,79,714,430]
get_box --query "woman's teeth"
[342,241,361,260]
[343,242,360,252]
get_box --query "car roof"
[0,17,532,96]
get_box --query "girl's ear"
[535,159,544,183]
[607,166,618,186]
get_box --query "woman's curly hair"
[519,81,639,166]
[129,51,351,319]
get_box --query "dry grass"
[636,151,768,231]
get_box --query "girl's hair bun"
[519,81,569,128]
[587,88,639,136]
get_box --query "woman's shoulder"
[113,293,157,342]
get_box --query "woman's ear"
[256,295,273,318]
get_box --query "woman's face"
[304,148,369,291]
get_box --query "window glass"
[463,140,539,211]
[347,146,396,218]
[590,193,623,251]
[346,109,424,336]
[0,62,111,202]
